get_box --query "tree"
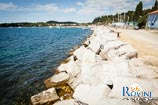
[134,1,143,22]
[138,15,147,28]
[152,0,158,10]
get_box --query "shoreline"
[0,27,92,105]
[31,26,158,105]
[0,25,90,29]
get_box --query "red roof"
[149,10,158,15]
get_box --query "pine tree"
[134,1,143,22]
[152,0,158,10]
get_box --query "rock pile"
[31,26,158,105]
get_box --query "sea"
[0,27,92,105]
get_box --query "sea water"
[0,27,92,105]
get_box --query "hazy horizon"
[0,0,155,23]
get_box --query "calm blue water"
[0,27,92,105]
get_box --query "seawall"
[30,26,158,105]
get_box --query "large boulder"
[58,60,81,78]
[45,72,69,88]
[57,60,81,89]
[116,44,137,59]
[103,40,126,52]
[107,44,137,60]
[98,40,126,60]
[88,36,101,53]
[67,75,81,89]
[73,84,111,105]
[73,46,96,64]
[99,50,109,60]
[79,60,132,86]
[88,32,118,54]
[83,39,90,48]
[31,88,59,105]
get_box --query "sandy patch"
[118,29,158,67]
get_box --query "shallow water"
[0,27,92,105]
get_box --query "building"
[146,10,158,29]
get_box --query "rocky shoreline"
[31,26,158,105]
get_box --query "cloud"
[77,0,154,16]
[14,3,59,12]
[75,0,154,22]
[142,0,152,3]
[33,4,58,12]
[77,0,138,15]
[0,0,154,23]
[2,3,75,13]
[0,2,17,10]
[63,8,76,13]
[76,2,84,6]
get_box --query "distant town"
[0,21,85,27]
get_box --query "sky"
[0,0,155,23]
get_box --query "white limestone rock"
[73,46,96,64]
[117,44,137,59]
[83,39,90,47]
[73,84,111,105]
[67,75,81,89]
[58,60,81,78]
[78,60,132,86]
[31,88,59,105]
[50,72,70,86]
[57,59,82,89]
[98,41,126,60]
[107,44,137,60]
[103,40,126,52]
[88,36,101,53]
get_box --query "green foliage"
[92,1,157,29]
[0,21,79,27]
[138,15,148,28]
[47,21,78,24]
[152,0,158,10]
[134,1,143,22]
